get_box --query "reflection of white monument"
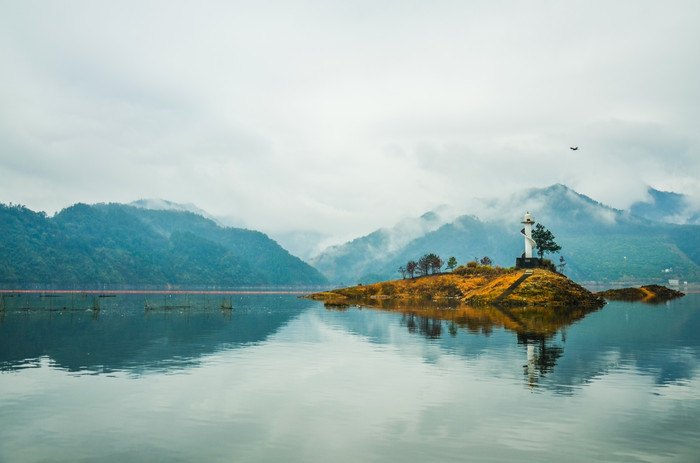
[516,212,539,269]
[526,343,537,390]
[521,212,536,258]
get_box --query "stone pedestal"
[515,257,540,269]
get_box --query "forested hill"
[0,203,328,287]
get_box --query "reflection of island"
[327,299,598,389]
[402,313,444,339]
[323,295,700,395]
[328,298,600,338]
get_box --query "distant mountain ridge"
[630,187,700,225]
[312,184,700,285]
[310,210,453,284]
[0,202,327,287]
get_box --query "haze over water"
[1,292,699,462]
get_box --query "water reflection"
[2,292,699,395]
[0,293,310,374]
[402,313,443,339]
[519,333,564,389]
[1,294,699,462]
[338,298,601,337]
[326,299,599,390]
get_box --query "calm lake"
[1,291,699,462]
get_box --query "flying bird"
[570,146,579,150]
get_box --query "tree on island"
[446,256,458,272]
[417,255,431,276]
[415,253,444,276]
[480,256,492,266]
[427,254,444,274]
[532,223,562,259]
[557,256,567,274]
[406,260,418,278]
[398,266,407,279]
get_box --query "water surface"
[1,292,698,462]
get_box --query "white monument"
[521,212,536,258]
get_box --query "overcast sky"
[2,1,699,244]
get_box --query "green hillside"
[0,203,327,287]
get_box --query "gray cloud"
[1,0,699,241]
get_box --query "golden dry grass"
[307,268,604,308]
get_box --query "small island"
[598,284,685,303]
[305,266,606,309]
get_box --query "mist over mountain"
[309,210,453,284]
[630,188,700,225]
[312,184,700,285]
[268,230,335,262]
[0,202,327,287]
[130,198,249,229]
[131,198,216,219]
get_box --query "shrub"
[540,259,557,273]
[453,263,511,277]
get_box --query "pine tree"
[446,257,458,272]
[532,223,562,259]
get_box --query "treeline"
[398,253,445,278]
[398,255,506,279]
[0,203,328,287]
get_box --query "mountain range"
[2,184,698,288]
[311,184,700,285]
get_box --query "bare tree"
[406,260,418,278]
[557,256,567,274]
[417,255,431,276]
[427,253,444,274]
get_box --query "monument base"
[515,257,541,269]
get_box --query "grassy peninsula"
[306,267,605,309]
